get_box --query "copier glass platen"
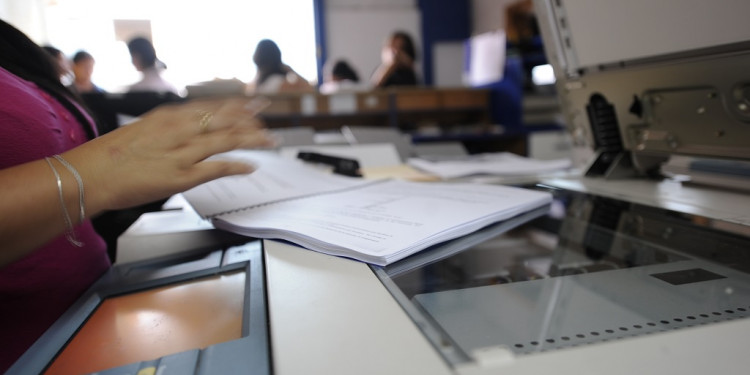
[374,185,750,372]
[7,241,270,375]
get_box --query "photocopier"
[9,1,750,374]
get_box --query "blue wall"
[418,0,471,86]
[313,0,327,86]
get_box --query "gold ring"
[197,110,214,133]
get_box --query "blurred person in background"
[371,31,419,88]
[319,59,363,94]
[126,36,179,95]
[69,50,105,94]
[246,38,312,94]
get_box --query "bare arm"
[371,49,414,88]
[0,98,273,267]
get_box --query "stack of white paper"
[408,152,572,180]
[183,151,552,266]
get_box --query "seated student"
[246,39,313,95]
[126,36,179,95]
[371,31,419,88]
[0,20,274,372]
[69,50,105,94]
[319,59,365,94]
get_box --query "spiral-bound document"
[183,150,552,266]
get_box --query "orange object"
[45,271,245,375]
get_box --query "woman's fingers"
[243,97,272,117]
[172,125,275,166]
[144,98,267,143]
[184,159,257,185]
[183,97,269,134]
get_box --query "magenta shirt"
[0,66,110,371]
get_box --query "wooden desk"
[253,88,491,132]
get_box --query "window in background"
[42,0,318,93]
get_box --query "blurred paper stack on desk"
[408,152,574,182]
[661,155,750,193]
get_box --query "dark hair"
[127,36,157,68]
[72,50,94,64]
[392,31,417,61]
[332,60,359,82]
[42,45,62,59]
[42,45,69,78]
[0,20,96,140]
[253,39,285,84]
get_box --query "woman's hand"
[0,97,273,264]
[64,97,274,213]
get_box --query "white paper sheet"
[408,152,572,180]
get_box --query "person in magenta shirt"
[0,20,274,372]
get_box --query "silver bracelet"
[44,157,83,247]
[53,154,85,222]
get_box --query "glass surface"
[376,186,750,365]
[45,270,246,375]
